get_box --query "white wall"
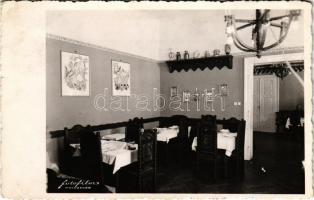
[47,10,161,60]
[47,10,304,61]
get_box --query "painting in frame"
[170,86,178,97]
[112,60,131,96]
[182,91,191,102]
[61,51,90,96]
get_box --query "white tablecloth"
[101,140,138,174]
[156,126,179,143]
[191,132,237,157]
[102,133,125,141]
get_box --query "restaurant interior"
[46,9,306,194]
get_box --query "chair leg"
[224,156,228,179]
[116,172,120,193]
[153,173,156,193]
[236,156,244,178]
[166,144,169,166]
[196,153,200,177]
[213,161,217,181]
[138,176,142,193]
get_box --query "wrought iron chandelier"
[224,9,301,58]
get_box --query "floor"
[155,132,305,194]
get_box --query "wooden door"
[253,75,279,132]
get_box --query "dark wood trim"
[49,117,162,138]
[50,130,65,138]
[49,116,244,138]
[187,118,226,125]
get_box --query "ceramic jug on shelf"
[225,44,231,55]
[176,52,181,60]
[183,50,190,60]
[168,48,175,60]
[213,49,220,56]
[204,50,210,57]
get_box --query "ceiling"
[47,10,304,60]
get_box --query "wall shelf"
[166,55,233,73]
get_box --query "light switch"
[234,102,237,106]
[238,101,241,106]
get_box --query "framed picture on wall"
[182,91,191,102]
[61,51,90,96]
[170,86,178,97]
[204,89,214,102]
[112,60,131,96]
[219,83,228,96]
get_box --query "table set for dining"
[55,116,245,193]
[101,140,138,174]
[68,133,138,174]
[100,126,180,174]
[67,125,238,176]
[66,126,181,176]
[155,125,180,143]
[105,127,237,170]
[285,117,304,129]
[191,129,237,156]
[102,128,239,175]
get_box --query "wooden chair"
[79,126,104,184]
[159,115,187,130]
[62,125,106,192]
[125,117,144,143]
[159,114,189,142]
[201,114,217,122]
[222,117,240,133]
[120,129,157,193]
[63,124,84,176]
[159,115,189,166]
[276,110,304,134]
[196,117,221,181]
[289,111,304,138]
[222,118,246,178]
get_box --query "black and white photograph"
[1,1,313,199]
[45,8,309,194]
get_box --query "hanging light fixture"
[224,9,301,58]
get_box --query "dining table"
[100,126,186,143]
[96,127,181,172]
[101,140,138,174]
[68,139,138,174]
[99,127,181,143]
[191,131,237,156]
[99,140,137,192]
[68,126,186,173]
[156,126,180,143]
[285,117,304,129]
